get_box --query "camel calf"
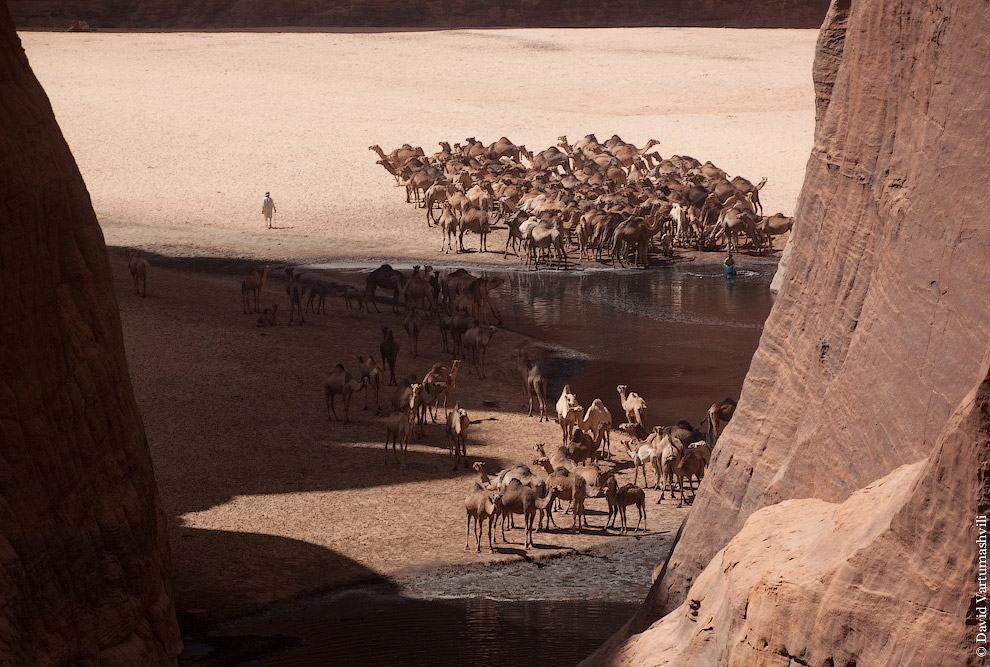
[128,250,150,298]
[465,483,496,553]
[605,475,646,534]
[255,304,278,327]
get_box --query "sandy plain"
[20,28,817,627]
[20,28,816,263]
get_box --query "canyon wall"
[9,0,828,29]
[0,3,180,664]
[587,0,990,663]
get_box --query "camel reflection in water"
[500,265,773,427]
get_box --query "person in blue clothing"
[724,252,735,276]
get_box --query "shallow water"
[203,591,640,667]
[498,262,774,428]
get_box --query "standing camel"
[380,327,400,385]
[446,403,470,470]
[324,364,366,424]
[465,483,496,553]
[241,266,269,314]
[365,264,406,314]
[403,310,421,358]
[357,354,383,414]
[518,351,549,421]
[617,384,647,426]
[128,250,150,298]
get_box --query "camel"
[369,143,424,172]
[526,219,567,270]
[414,379,445,431]
[422,360,461,414]
[390,380,422,418]
[458,276,504,326]
[128,250,150,298]
[255,304,278,327]
[534,442,577,474]
[438,202,459,254]
[610,215,662,268]
[659,435,706,507]
[446,404,470,470]
[712,204,760,251]
[402,265,436,315]
[462,325,497,378]
[365,264,406,314]
[604,476,646,534]
[286,274,306,325]
[449,308,477,359]
[423,181,455,225]
[332,283,361,310]
[617,421,648,441]
[384,409,414,469]
[241,266,269,314]
[579,399,613,459]
[357,354,383,414]
[534,466,589,531]
[623,438,660,489]
[458,206,491,253]
[379,326,400,385]
[756,213,794,252]
[518,351,549,421]
[491,479,556,549]
[438,311,453,353]
[566,428,601,466]
[657,433,686,500]
[731,176,767,215]
[705,396,738,446]
[403,310,421,358]
[324,364,367,424]
[617,385,647,426]
[464,483,496,553]
[555,385,584,445]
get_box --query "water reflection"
[501,265,774,427]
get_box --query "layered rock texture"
[0,3,179,664]
[9,0,828,29]
[588,0,990,663]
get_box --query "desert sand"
[20,28,816,263]
[18,27,818,625]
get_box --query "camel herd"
[234,259,736,554]
[463,380,736,552]
[371,135,795,269]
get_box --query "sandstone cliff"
[9,0,828,29]
[587,0,990,663]
[0,3,180,663]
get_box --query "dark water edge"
[183,592,640,667]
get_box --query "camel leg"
[466,513,473,550]
[343,393,351,424]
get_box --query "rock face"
[0,4,179,664]
[586,0,990,663]
[9,0,828,29]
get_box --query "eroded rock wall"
[9,0,828,29]
[587,0,990,662]
[0,2,180,663]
